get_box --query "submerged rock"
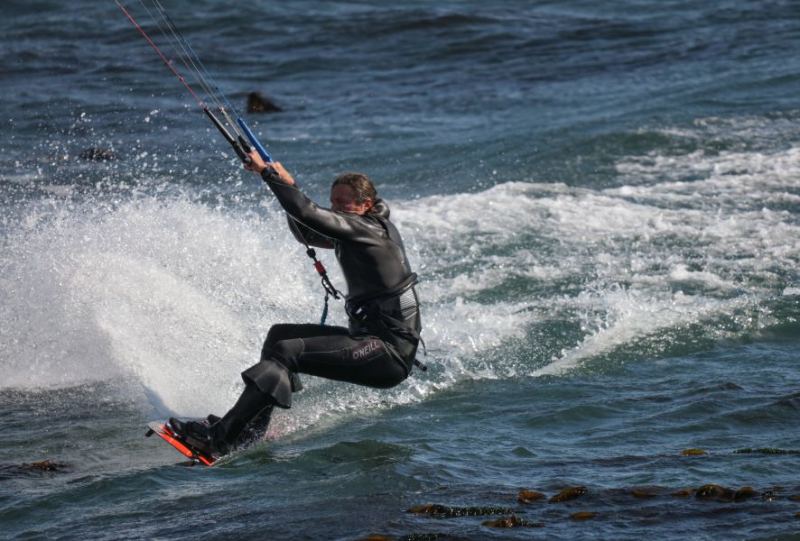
[631,487,661,499]
[481,515,542,528]
[21,460,68,472]
[695,484,735,501]
[0,459,70,478]
[734,487,758,501]
[694,484,762,502]
[734,448,800,455]
[681,448,707,456]
[407,504,512,518]
[517,489,545,503]
[404,534,473,541]
[549,486,587,503]
[360,534,462,541]
[570,511,598,521]
[398,533,458,541]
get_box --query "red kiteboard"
[145,421,217,466]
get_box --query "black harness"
[346,273,427,371]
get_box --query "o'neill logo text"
[353,340,381,360]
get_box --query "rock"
[631,487,659,498]
[695,484,735,501]
[407,504,512,518]
[570,511,598,521]
[517,489,545,503]
[21,460,67,472]
[481,515,542,528]
[549,486,587,503]
[734,487,758,502]
[681,448,707,456]
[247,92,282,113]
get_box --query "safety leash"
[303,245,342,325]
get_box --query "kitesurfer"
[169,150,423,457]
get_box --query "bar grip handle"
[237,118,273,163]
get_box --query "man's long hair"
[332,172,377,205]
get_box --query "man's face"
[330,184,372,215]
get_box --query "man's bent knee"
[261,325,301,362]
[241,359,296,408]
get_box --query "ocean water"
[2,0,800,539]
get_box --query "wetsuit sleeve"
[286,215,334,249]
[263,175,379,244]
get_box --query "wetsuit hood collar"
[370,198,390,219]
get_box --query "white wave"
[667,264,738,292]
[393,115,799,384]
[3,113,798,438]
[531,288,749,378]
[0,188,536,432]
[0,197,317,414]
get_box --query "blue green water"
[2,1,800,539]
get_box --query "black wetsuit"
[240,171,422,409]
[168,171,423,455]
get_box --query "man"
[169,150,423,457]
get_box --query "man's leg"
[173,324,407,456]
[245,324,408,401]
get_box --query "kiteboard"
[145,421,217,466]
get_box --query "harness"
[346,273,428,371]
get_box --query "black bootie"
[211,383,275,453]
[168,417,217,456]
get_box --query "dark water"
[2,1,800,539]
